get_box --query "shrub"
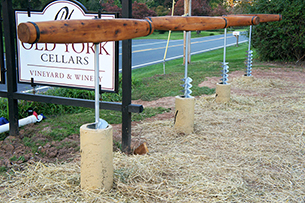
[132,1,156,18]
[248,0,305,62]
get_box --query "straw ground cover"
[0,66,304,202]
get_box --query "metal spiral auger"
[220,62,229,84]
[181,77,192,98]
[246,50,253,76]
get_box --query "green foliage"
[248,0,305,62]
[155,5,169,16]
[0,166,7,173]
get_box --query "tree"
[101,0,122,17]
[226,0,254,14]
[155,5,170,16]
[249,0,305,62]
[132,1,156,18]
[209,3,229,16]
[192,0,211,16]
[173,0,211,16]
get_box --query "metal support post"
[221,28,229,84]
[121,0,132,154]
[2,0,19,136]
[181,31,192,98]
[0,5,5,84]
[246,25,253,76]
[94,43,100,127]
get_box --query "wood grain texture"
[146,16,227,31]
[225,14,282,23]
[17,18,154,44]
[223,16,260,27]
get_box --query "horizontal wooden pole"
[146,16,259,31]
[18,18,154,44]
[146,16,227,31]
[17,16,263,43]
[224,14,282,23]
[223,16,260,27]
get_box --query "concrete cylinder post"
[215,83,231,103]
[174,96,195,134]
[80,123,113,191]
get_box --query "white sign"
[15,0,117,92]
[233,31,240,36]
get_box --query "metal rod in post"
[188,0,192,63]
[246,25,253,77]
[222,28,227,85]
[248,25,252,52]
[223,28,227,65]
[184,31,189,97]
[94,43,100,127]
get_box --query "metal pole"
[94,43,100,127]
[223,28,227,65]
[182,31,192,98]
[222,28,228,85]
[184,31,189,81]
[183,0,189,65]
[2,0,19,136]
[246,25,253,76]
[0,5,5,84]
[121,0,132,154]
[248,25,252,52]
[188,0,191,63]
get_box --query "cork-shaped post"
[215,83,231,103]
[80,124,113,191]
[174,96,195,134]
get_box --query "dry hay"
[1,72,305,202]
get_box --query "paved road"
[1,33,248,92]
[120,32,248,70]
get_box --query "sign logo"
[15,0,117,92]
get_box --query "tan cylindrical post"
[215,83,231,103]
[174,96,195,134]
[242,75,254,82]
[80,124,113,191]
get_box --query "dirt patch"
[0,129,80,170]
